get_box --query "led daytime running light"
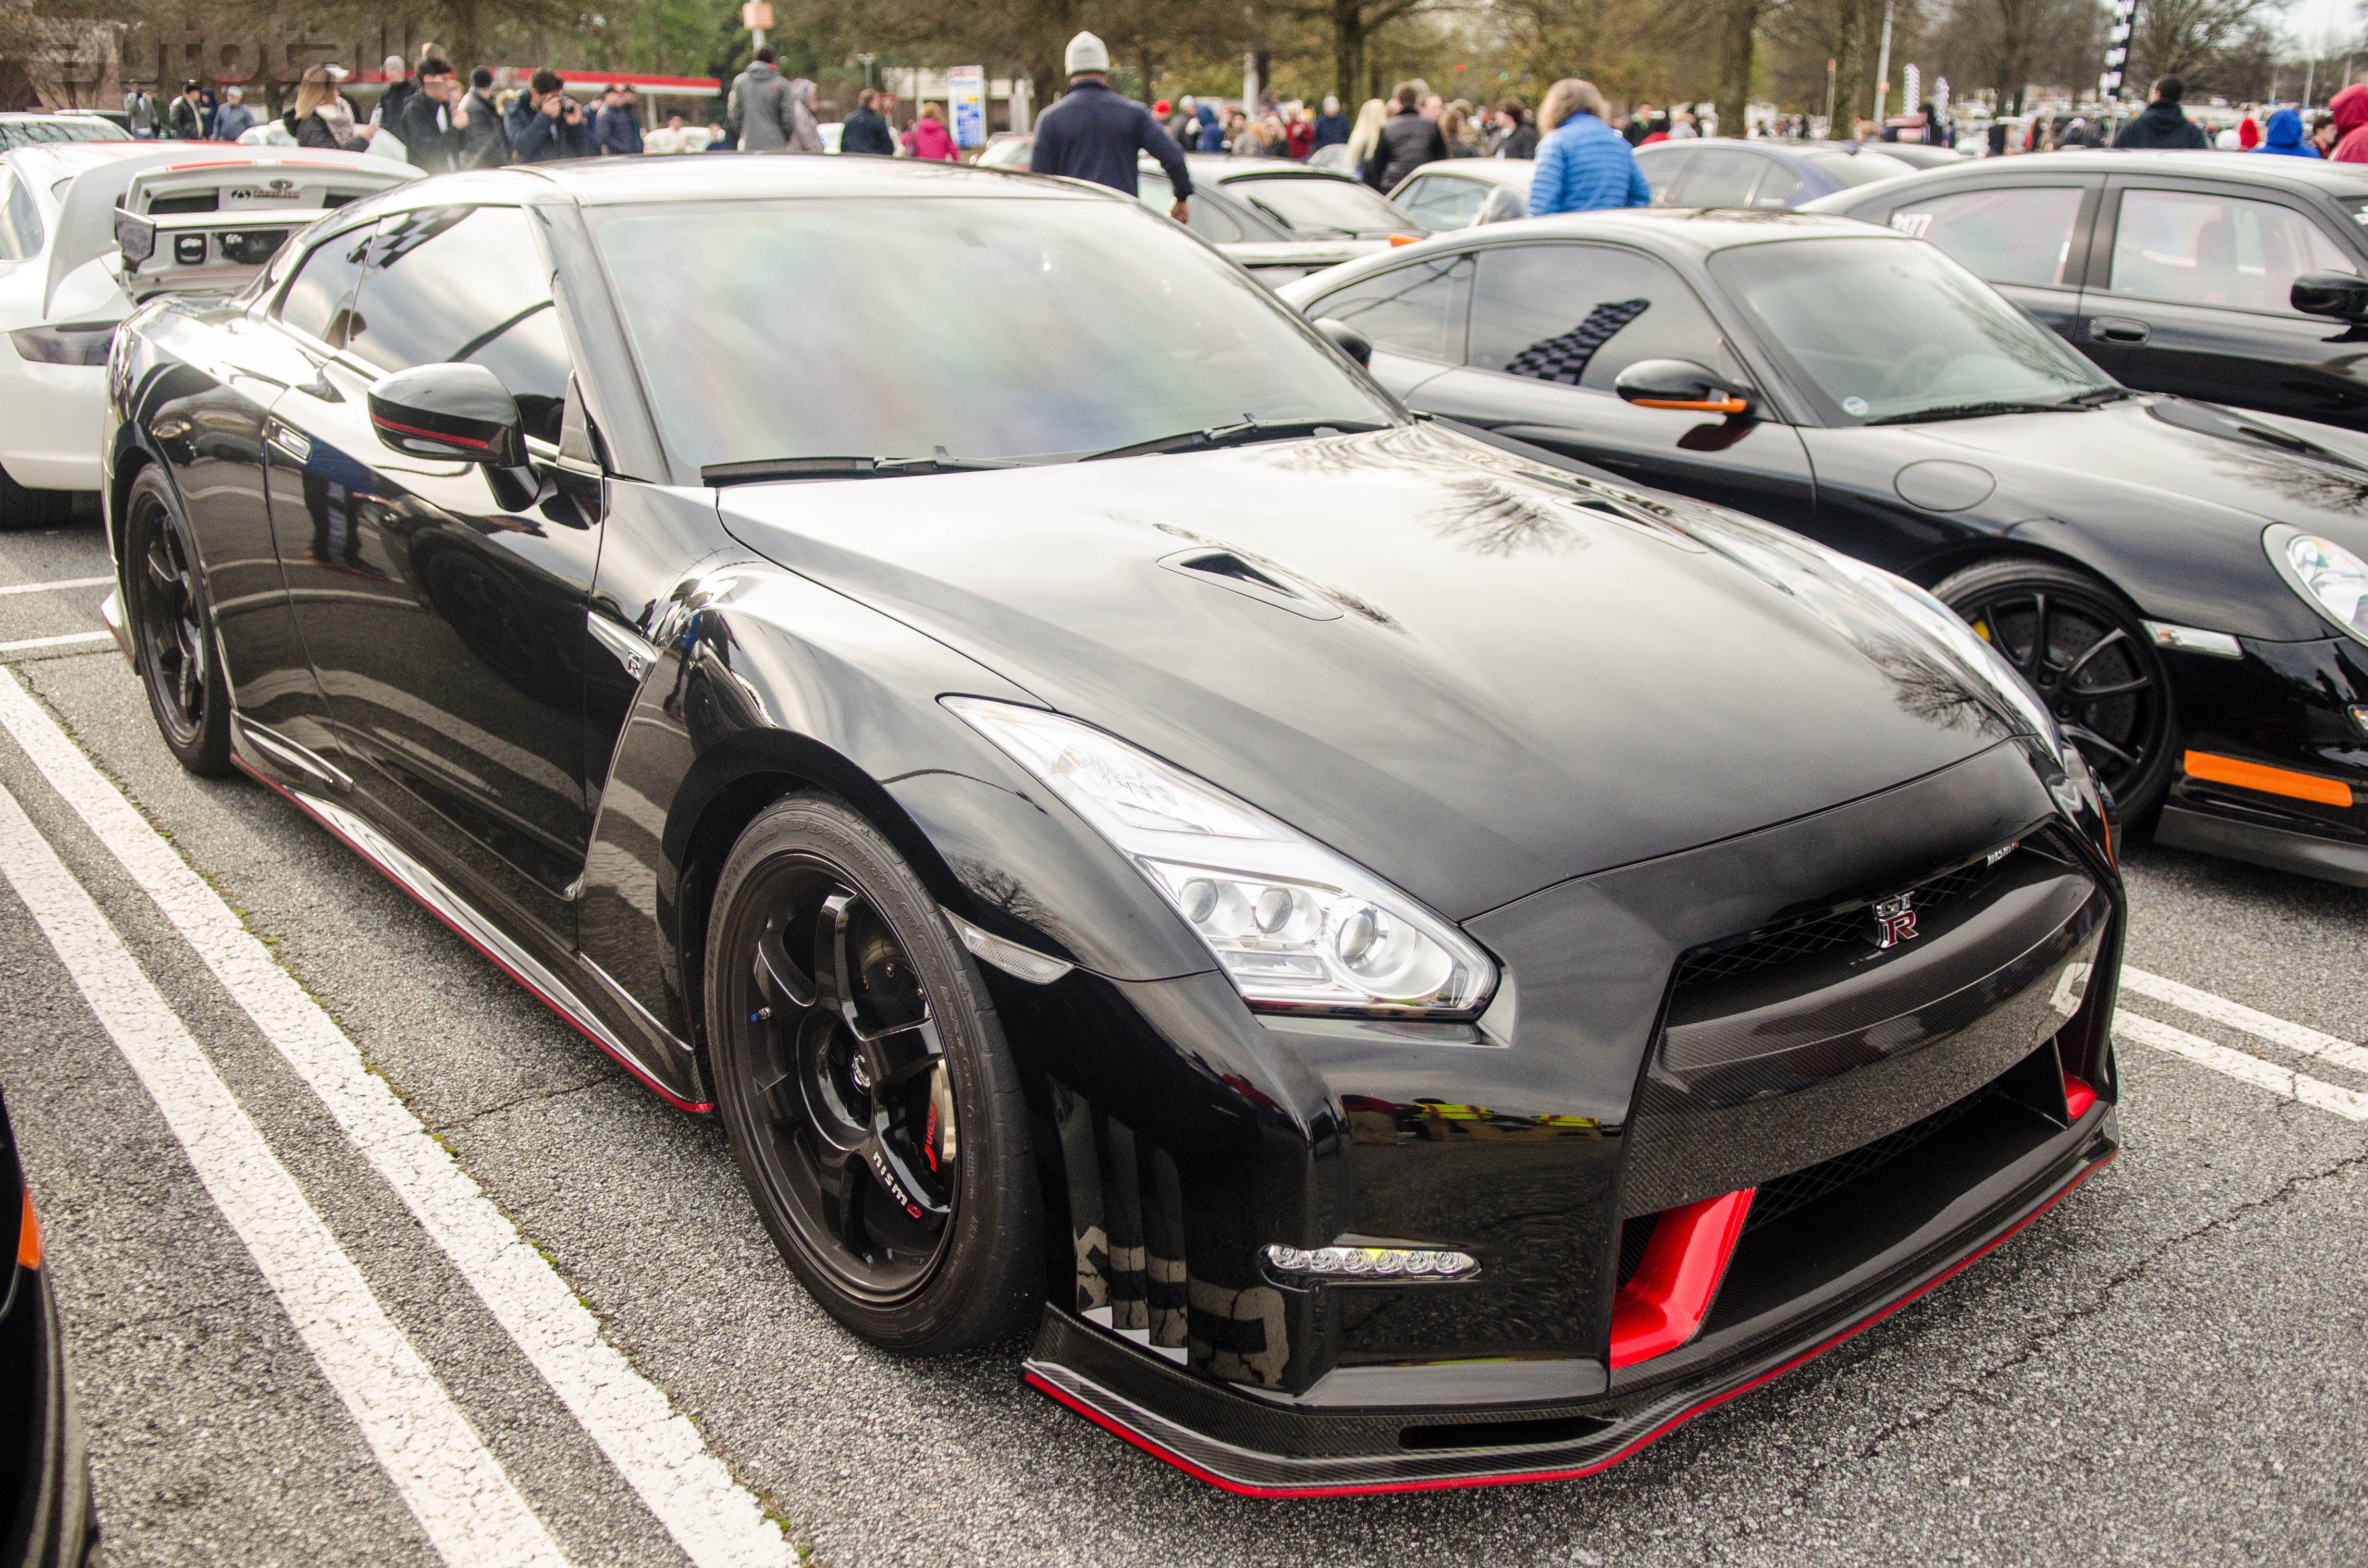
[1263,1244,1479,1280]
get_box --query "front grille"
[1741,1093,1979,1234]
[1673,857,1994,989]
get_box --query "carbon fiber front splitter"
[1023,1107,2117,1495]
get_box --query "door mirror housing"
[2292,271,2368,324]
[1613,358,1753,416]
[1312,316,1373,368]
[367,363,528,466]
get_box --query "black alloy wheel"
[125,466,233,775]
[706,793,1040,1351]
[1934,558,2174,821]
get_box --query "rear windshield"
[1225,175,1418,236]
[1802,150,1916,186]
[591,196,1393,473]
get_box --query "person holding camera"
[512,69,594,162]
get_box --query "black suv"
[1805,151,2368,432]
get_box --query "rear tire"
[1931,557,2175,824]
[124,466,233,776]
[705,791,1042,1352]
[0,465,73,531]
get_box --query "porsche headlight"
[2269,528,2368,645]
[944,697,1496,1016]
[1824,554,2063,758]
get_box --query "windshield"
[1802,150,1915,186]
[1226,175,1416,236]
[592,196,1393,474]
[1708,236,2108,424]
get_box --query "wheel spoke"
[864,1016,943,1092]
[146,542,176,596]
[2060,626,2131,686]
[753,926,815,1012]
[2063,723,2137,769]
[864,1124,951,1220]
[814,889,857,1023]
[1988,596,2037,674]
[2069,674,2150,700]
[2031,592,2055,675]
[818,1141,873,1256]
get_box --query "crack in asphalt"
[427,1078,613,1135]
[1798,1145,2368,1484]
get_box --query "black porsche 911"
[2,1086,96,1568]
[101,157,2119,1493]
[1283,208,2368,888]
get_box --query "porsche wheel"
[1934,558,2174,822]
[125,466,233,776]
[706,792,1041,1351]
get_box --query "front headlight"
[2267,527,2368,646]
[944,697,1496,1016]
[1822,554,2064,759]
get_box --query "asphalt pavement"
[1,516,2363,1568]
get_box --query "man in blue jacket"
[1029,31,1192,220]
[1528,78,1649,215]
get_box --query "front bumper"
[996,739,2122,1492]
[2153,634,2368,885]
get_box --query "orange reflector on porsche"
[2183,751,2353,808]
[16,1188,38,1270]
[1388,233,1421,246]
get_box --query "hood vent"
[1157,547,1344,622]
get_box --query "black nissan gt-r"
[101,157,2120,1494]
[1284,208,2368,888]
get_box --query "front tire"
[1932,557,2175,823]
[705,792,1041,1352]
[124,466,232,776]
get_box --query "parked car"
[1282,208,2368,884]
[0,113,128,149]
[975,131,1033,167]
[107,154,2119,1494]
[1874,140,1972,169]
[3,1083,97,1568]
[1635,138,1917,208]
[0,142,416,527]
[1389,158,1533,230]
[1803,150,2368,434]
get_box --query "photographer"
[511,68,594,163]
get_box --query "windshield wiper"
[1862,400,2078,427]
[702,451,1036,486]
[2054,385,2134,408]
[1081,416,1388,463]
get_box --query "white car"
[0,142,418,527]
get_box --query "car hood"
[718,423,2023,919]
[1894,394,2368,639]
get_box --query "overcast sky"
[2285,0,2360,52]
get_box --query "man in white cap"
[1029,30,1190,220]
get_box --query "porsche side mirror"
[1614,358,1753,416]
[367,363,528,466]
[1313,317,1373,368]
[2292,271,2368,323]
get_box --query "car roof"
[1394,159,1533,188]
[1183,156,1357,183]
[1812,147,2368,208]
[442,155,1115,207]
[1453,206,1886,252]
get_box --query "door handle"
[2089,317,2151,345]
[265,420,311,462]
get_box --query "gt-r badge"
[1873,892,1919,949]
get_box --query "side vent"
[1051,1080,1191,1360]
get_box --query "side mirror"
[367,363,527,466]
[1312,316,1373,368]
[2292,271,2368,323]
[1613,357,1753,416]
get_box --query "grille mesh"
[1674,859,1992,988]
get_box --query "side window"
[275,225,372,347]
[1466,243,1742,390]
[1308,254,1471,362]
[1892,185,2085,288]
[1139,174,1246,243]
[1399,175,1489,229]
[0,170,40,260]
[1636,147,1693,205]
[344,206,573,443]
[2109,188,2356,314]
[1677,147,1764,209]
[1751,163,1802,209]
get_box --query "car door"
[1295,250,1471,401]
[1880,178,2101,345]
[260,202,598,941]
[2081,179,2368,428]
[1396,240,1820,533]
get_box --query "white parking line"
[0,631,110,653]
[2121,967,2368,1077]
[0,671,794,1568]
[0,575,111,596]
[0,779,571,1568]
[2117,1013,2368,1121]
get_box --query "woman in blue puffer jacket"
[2258,106,2320,158]
[1527,78,1651,215]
